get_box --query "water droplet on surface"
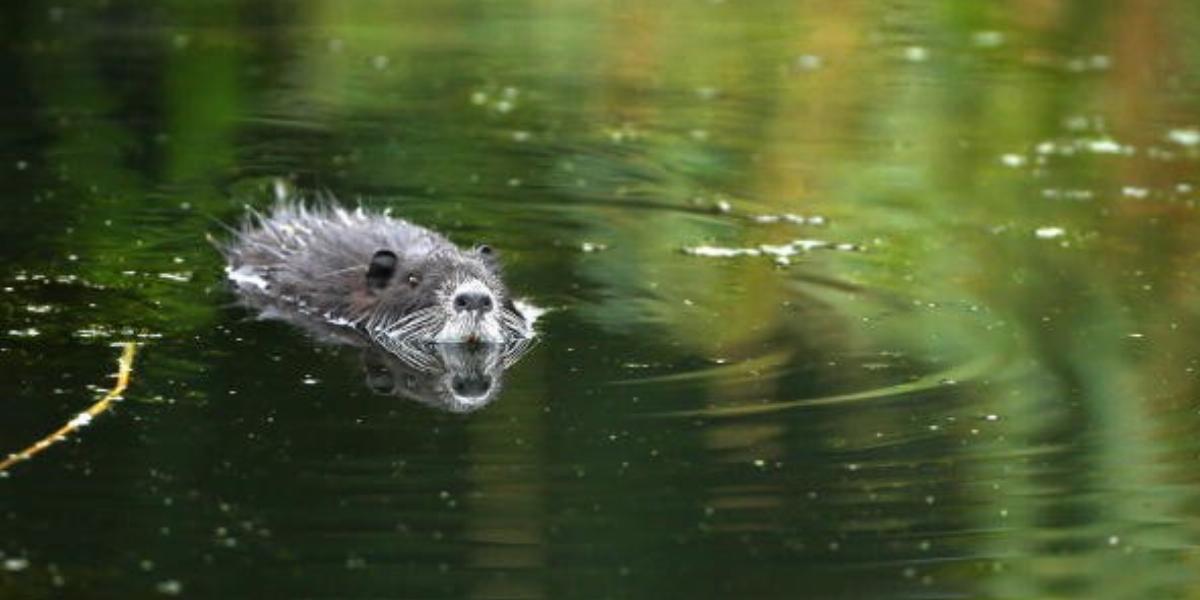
[3,558,29,572]
[1000,153,1026,167]
[155,580,184,596]
[972,31,1004,47]
[1035,227,1065,239]
[794,54,823,70]
[903,46,929,62]
[1167,128,1200,147]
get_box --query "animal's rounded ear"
[476,244,499,268]
[363,352,398,394]
[364,362,396,394]
[366,250,398,291]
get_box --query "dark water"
[3,1,1200,598]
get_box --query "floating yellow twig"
[0,342,138,474]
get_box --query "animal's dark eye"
[478,244,493,256]
[406,273,420,288]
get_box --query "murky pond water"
[3,1,1200,598]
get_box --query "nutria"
[222,202,534,354]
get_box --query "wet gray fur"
[222,202,526,344]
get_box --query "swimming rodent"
[222,202,533,354]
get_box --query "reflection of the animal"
[234,294,534,412]
[362,342,519,413]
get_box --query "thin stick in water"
[0,342,138,474]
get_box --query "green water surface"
[2,1,1200,598]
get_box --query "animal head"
[362,245,528,346]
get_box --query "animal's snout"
[453,291,493,313]
[451,374,492,398]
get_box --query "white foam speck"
[1063,115,1092,131]
[683,246,762,258]
[793,239,830,251]
[903,46,929,62]
[794,54,823,70]
[1042,188,1094,201]
[1035,227,1065,239]
[1087,139,1123,154]
[3,558,29,572]
[684,238,851,262]
[759,243,799,257]
[971,31,1004,48]
[751,213,826,226]
[1000,153,1026,167]
[155,579,183,596]
[1167,128,1200,147]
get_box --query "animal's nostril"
[453,292,493,313]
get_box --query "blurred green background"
[1,0,1200,598]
